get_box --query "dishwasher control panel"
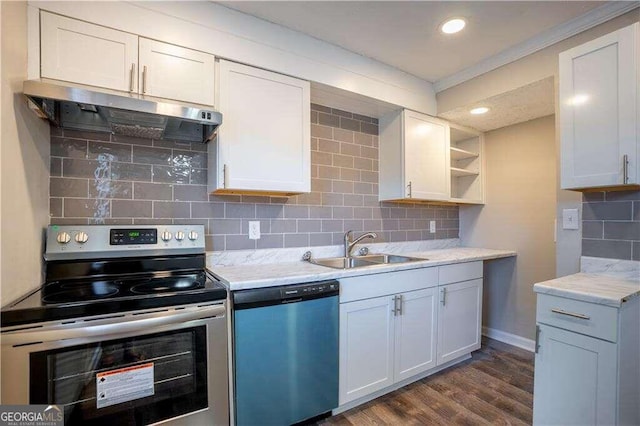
[280,281,338,298]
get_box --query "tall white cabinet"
[208,60,311,195]
[559,22,639,190]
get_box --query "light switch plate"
[562,209,579,230]
[429,220,436,234]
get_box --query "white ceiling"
[219,1,605,84]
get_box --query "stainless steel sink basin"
[308,254,427,269]
[309,257,379,269]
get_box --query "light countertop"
[209,247,516,291]
[533,273,640,308]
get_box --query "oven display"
[110,229,157,245]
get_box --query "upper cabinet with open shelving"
[379,109,484,205]
[449,125,483,204]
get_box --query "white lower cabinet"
[339,296,395,403]
[339,287,437,405]
[436,279,482,365]
[394,288,438,381]
[532,293,640,425]
[533,324,617,425]
[339,263,483,407]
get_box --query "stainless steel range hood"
[23,80,222,143]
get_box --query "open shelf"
[450,167,479,177]
[449,125,483,203]
[450,147,478,161]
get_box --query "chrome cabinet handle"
[129,63,136,92]
[551,308,590,320]
[1,304,225,346]
[623,154,629,184]
[407,181,412,198]
[392,295,398,316]
[223,164,228,188]
[397,294,403,315]
[142,65,147,94]
[440,288,446,306]
[535,325,540,354]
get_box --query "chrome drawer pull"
[551,308,590,320]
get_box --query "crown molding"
[434,1,639,93]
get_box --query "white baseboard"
[482,326,535,352]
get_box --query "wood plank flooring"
[317,338,534,425]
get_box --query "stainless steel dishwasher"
[233,280,339,425]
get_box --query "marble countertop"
[209,247,516,291]
[533,273,640,308]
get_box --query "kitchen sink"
[309,254,427,269]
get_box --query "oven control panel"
[45,225,205,260]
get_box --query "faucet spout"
[344,230,378,258]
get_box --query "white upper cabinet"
[560,22,639,190]
[138,38,215,106]
[379,109,451,202]
[41,12,138,92]
[209,60,310,195]
[40,12,216,106]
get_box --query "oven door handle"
[1,304,225,346]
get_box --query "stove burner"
[130,275,204,294]
[42,281,119,304]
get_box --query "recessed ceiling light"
[470,107,490,115]
[441,18,466,34]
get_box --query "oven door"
[1,302,228,426]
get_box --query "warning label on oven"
[96,363,155,409]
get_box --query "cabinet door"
[437,279,482,365]
[560,23,638,189]
[339,296,395,405]
[214,60,310,194]
[533,324,617,425]
[403,111,450,200]
[394,288,437,382]
[139,38,215,106]
[40,12,138,92]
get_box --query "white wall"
[30,1,436,115]
[1,1,50,305]
[460,115,557,340]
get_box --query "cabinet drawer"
[536,294,618,342]
[438,261,483,285]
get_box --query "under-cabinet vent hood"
[23,80,222,143]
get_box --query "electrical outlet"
[248,221,261,239]
[562,209,579,230]
[429,220,436,234]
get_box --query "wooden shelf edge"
[450,147,479,160]
[450,167,479,177]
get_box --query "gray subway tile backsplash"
[582,191,640,260]
[49,104,459,251]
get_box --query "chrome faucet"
[344,230,377,258]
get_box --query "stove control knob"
[161,231,173,242]
[56,232,71,244]
[75,231,89,244]
[175,231,185,241]
[188,231,199,241]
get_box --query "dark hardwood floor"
[318,338,534,425]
